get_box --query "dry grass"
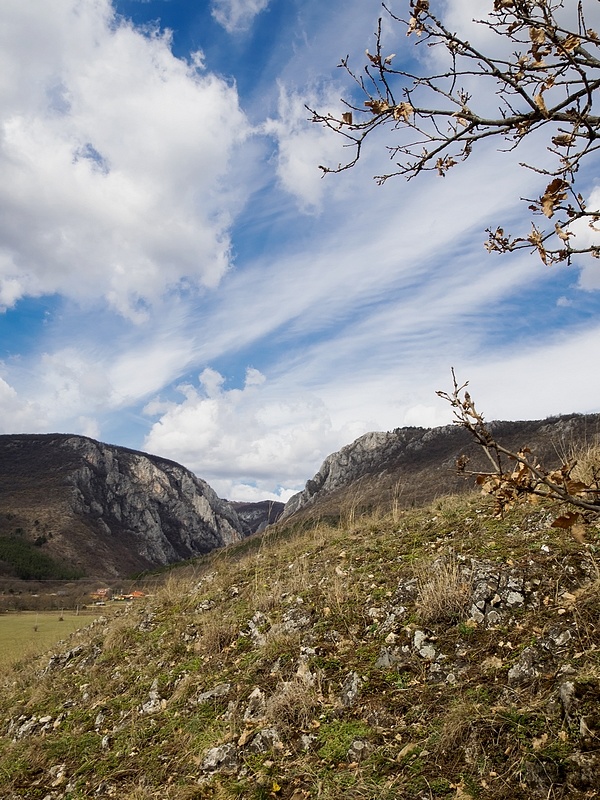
[571,442,600,489]
[197,615,239,654]
[265,674,322,731]
[415,553,472,623]
[1,495,599,800]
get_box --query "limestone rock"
[281,414,600,519]
[0,433,246,576]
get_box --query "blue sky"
[1,0,600,502]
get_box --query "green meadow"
[0,611,101,668]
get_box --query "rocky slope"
[0,434,245,578]
[1,492,598,798]
[282,413,600,520]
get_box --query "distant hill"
[282,413,600,521]
[0,434,246,579]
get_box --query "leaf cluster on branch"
[437,370,600,529]
[310,0,600,265]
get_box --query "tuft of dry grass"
[571,442,600,490]
[415,553,472,624]
[265,674,322,731]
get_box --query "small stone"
[243,687,266,722]
[340,671,362,707]
[196,683,231,704]
[248,728,282,753]
[469,607,485,624]
[202,743,238,772]
[418,644,436,660]
[486,610,501,626]
[346,739,373,762]
[506,591,524,607]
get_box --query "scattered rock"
[243,687,266,722]
[196,683,231,704]
[201,743,238,774]
[347,739,373,762]
[247,727,282,753]
[340,671,362,707]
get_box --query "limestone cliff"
[282,413,600,520]
[0,434,244,578]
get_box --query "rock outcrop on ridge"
[0,434,245,578]
[282,413,600,520]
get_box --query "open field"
[0,610,104,667]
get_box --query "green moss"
[317,719,374,763]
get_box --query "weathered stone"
[506,591,524,606]
[567,752,600,789]
[247,728,282,753]
[346,739,373,762]
[139,680,164,715]
[201,743,238,773]
[196,683,231,704]
[507,647,545,685]
[340,671,362,707]
[413,630,436,660]
[243,687,266,722]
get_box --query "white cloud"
[211,0,271,34]
[142,366,361,497]
[262,85,349,211]
[0,376,45,433]
[566,187,600,290]
[0,0,249,319]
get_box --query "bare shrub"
[415,555,471,624]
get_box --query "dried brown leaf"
[534,92,549,117]
[540,178,569,218]
[551,512,581,529]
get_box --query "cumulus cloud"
[211,0,271,34]
[0,0,249,318]
[0,376,45,434]
[142,366,360,499]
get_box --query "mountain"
[0,433,245,579]
[282,413,600,521]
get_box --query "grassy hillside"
[0,492,599,799]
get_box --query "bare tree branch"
[309,0,600,265]
[437,369,600,521]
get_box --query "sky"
[1,0,600,503]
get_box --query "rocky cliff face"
[282,413,600,520]
[230,501,284,535]
[0,434,245,578]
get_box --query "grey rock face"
[63,436,242,567]
[282,414,600,519]
[282,431,393,518]
[0,433,245,576]
[230,500,284,534]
